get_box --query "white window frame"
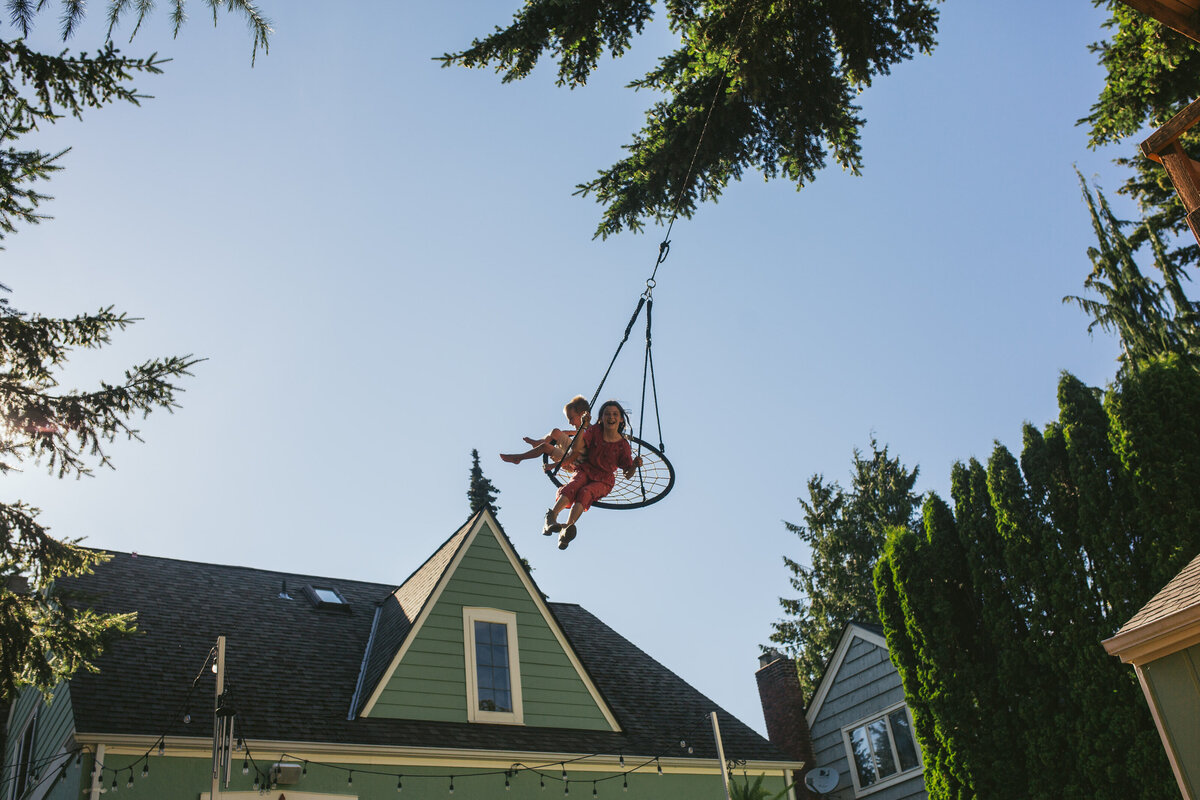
[840,701,922,797]
[9,710,37,800]
[462,607,524,725]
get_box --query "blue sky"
[7,1,1136,737]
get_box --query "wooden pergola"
[1121,1,1200,244]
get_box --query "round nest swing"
[542,435,675,510]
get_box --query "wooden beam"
[1120,0,1200,43]
[1143,96,1200,159]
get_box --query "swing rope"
[543,5,747,498]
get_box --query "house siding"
[83,752,790,800]
[1,683,76,800]
[1144,643,1200,794]
[370,523,610,730]
[809,636,925,800]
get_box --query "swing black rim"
[543,435,675,510]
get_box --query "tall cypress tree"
[875,362,1198,800]
[770,440,919,698]
[467,449,501,516]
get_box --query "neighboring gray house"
[803,622,924,800]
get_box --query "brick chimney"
[756,650,819,799]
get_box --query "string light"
[656,758,663,776]
[619,754,625,768]
[242,758,248,775]
[593,782,598,798]
[253,773,260,790]
[348,771,354,787]
[564,779,570,796]
[126,771,134,789]
[142,762,149,779]
[182,713,191,724]
[397,775,403,792]
[302,761,308,777]
[623,774,628,793]
[505,774,510,790]
[110,776,118,793]
[158,740,165,757]
[540,774,545,790]
[449,776,455,794]
[561,764,568,781]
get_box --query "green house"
[2,510,800,799]
[1104,551,1200,800]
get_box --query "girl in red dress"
[543,400,642,550]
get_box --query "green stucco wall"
[370,523,611,730]
[1145,643,1200,798]
[64,753,786,800]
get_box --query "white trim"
[9,705,37,800]
[805,623,888,728]
[839,701,923,798]
[463,607,524,724]
[359,517,477,717]
[88,743,105,800]
[360,510,620,731]
[75,734,802,774]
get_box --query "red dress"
[557,425,634,511]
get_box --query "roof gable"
[358,510,619,731]
[805,621,888,727]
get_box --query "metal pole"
[711,711,733,800]
[211,636,226,800]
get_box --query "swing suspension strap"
[549,295,647,478]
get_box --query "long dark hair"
[595,400,629,435]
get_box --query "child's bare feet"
[523,436,540,446]
[500,453,521,464]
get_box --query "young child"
[543,400,642,550]
[500,395,591,471]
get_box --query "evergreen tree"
[441,0,941,238]
[0,0,269,703]
[0,310,200,702]
[468,449,501,516]
[1081,2,1200,268]
[769,440,919,698]
[875,362,1200,800]
[1064,179,1200,376]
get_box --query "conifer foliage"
[441,0,941,238]
[769,441,920,699]
[468,449,501,516]
[0,0,269,702]
[875,362,1200,800]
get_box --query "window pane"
[868,718,897,778]
[889,709,920,771]
[849,726,877,788]
[474,621,512,713]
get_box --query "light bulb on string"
[397,775,403,792]
[449,776,455,795]
[656,758,662,776]
[561,764,568,781]
[142,762,149,779]
[618,754,624,769]
[110,776,118,794]
[505,774,510,791]
[623,775,628,793]
[540,774,545,791]
[593,783,598,798]
[126,771,134,789]
[302,762,308,777]
[182,713,191,725]
[564,780,569,796]
[253,773,260,790]
[348,771,354,787]
[242,759,248,775]
[157,740,165,757]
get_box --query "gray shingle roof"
[60,517,787,765]
[1114,550,1200,636]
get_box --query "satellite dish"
[805,767,839,795]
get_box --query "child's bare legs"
[501,440,553,464]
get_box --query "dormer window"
[462,607,524,724]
